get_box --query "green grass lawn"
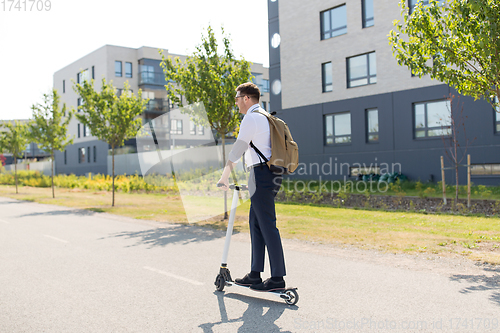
[1,184,500,264]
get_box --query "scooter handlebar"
[216,183,248,191]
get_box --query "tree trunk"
[222,136,228,220]
[51,151,55,199]
[14,156,18,194]
[112,146,115,207]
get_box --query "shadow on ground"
[199,291,297,332]
[450,265,500,307]
[99,224,223,248]
[16,209,97,218]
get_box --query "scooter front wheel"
[215,274,225,291]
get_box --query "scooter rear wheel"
[284,289,299,305]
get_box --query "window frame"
[471,164,500,176]
[93,146,97,163]
[170,119,183,135]
[413,99,452,139]
[322,62,333,93]
[115,61,122,77]
[77,69,89,85]
[320,4,347,40]
[198,125,204,136]
[190,121,196,135]
[366,108,379,143]
[347,52,377,88]
[79,147,86,164]
[361,0,374,28]
[324,112,352,146]
[125,62,133,78]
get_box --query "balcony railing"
[144,98,168,113]
[139,71,167,86]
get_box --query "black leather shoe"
[249,278,285,292]
[234,273,262,286]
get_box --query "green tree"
[74,78,148,206]
[29,89,73,198]
[0,121,29,194]
[388,0,500,110]
[160,25,252,218]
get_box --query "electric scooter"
[214,184,299,305]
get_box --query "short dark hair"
[236,82,260,102]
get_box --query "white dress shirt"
[228,104,271,168]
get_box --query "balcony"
[144,98,168,114]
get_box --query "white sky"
[0,0,269,120]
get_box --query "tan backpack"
[250,109,299,175]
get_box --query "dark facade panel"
[280,85,500,185]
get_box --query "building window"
[92,66,95,79]
[198,126,204,135]
[261,101,267,110]
[350,166,380,177]
[79,147,86,163]
[409,0,444,13]
[414,99,451,138]
[471,164,500,176]
[64,150,67,165]
[347,52,376,88]
[93,146,97,163]
[77,69,89,84]
[140,65,156,84]
[325,112,351,145]
[63,80,65,93]
[495,96,500,133]
[170,119,183,135]
[262,79,270,93]
[320,5,347,40]
[366,108,379,142]
[190,121,196,135]
[322,62,333,92]
[125,62,132,78]
[362,0,374,28]
[77,124,81,138]
[115,61,122,77]
[82,124,90,137]
[87,147,90,163]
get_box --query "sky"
[0,0,269,121]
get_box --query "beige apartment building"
[53,45,270,175]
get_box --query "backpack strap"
[249,108,271,167]
[249,141,269,164]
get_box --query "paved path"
[1,196,499,332]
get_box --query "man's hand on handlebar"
[217,176,229,191]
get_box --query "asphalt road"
[1,196,500,333]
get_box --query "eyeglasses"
[235,95,246,100]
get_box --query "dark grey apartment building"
[268,0,500,185]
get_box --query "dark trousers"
[248,164,286,277]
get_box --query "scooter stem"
[221,187,240,265]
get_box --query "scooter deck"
[226,281,294,295]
